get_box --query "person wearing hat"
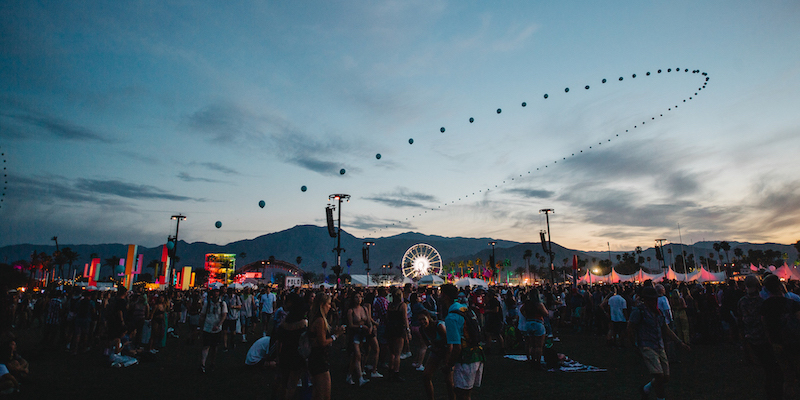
[628,286,689,400]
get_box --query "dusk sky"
[1,1,799,252]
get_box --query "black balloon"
[602,78,607,83]
[564,88,569,92]
[646,72,651,76]
[668,68,671,72]
[376,153,381,159]
[521,102,527,107]
[585,85,589,89]
[544,94,548,99]
[658,69,662,73]
[469,117,474,123]
[619,77,623,81]
[440,127,445,133]
[496,108,502,114]
[340,168,346,175]
[409,138,414,144]
[632,74,636,78]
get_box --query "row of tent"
[577,265,800,284]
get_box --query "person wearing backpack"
[760,274,800,399]
[441,284,484,400]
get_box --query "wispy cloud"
[176,172,222,183]
[0,100,112,142]
[189,162,239,175]
[504,187,554,199]
[364,187,438,208]
[74,178,196,201]
[349,214,416,231]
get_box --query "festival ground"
[18,324,760,399]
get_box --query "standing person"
[346,291,371,386]
[223,288,242,351]
[628,287,689,400]
[441,284,484,400]
[199,289,227,373]
[41,291,62,349]
[240,287,255,342]
[482,289,504,354]
[148,295,167,354]
[362,290,382,379]
[273,293,308,400]
[386,288,411,381]
[760,274,800,399]
[603,286,628,348]
[738,275,781,400]
[418,309,454,400]
[308,293,344,400]
[260,287,277,337]
[521,289,547,370]
[372,287,390,370]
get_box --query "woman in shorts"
[521,289,548,370]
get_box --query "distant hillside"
[1,225,796,278]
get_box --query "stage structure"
[205,254,236,285]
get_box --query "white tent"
[350,274,379,287]
[315,282,334,289]
[455,278,488,289]
[418,274,445,286]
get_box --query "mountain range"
[1,225,797,278]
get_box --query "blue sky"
[1,0,799,251]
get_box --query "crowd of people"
[0,273,798,399]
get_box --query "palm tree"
[52,250,66,279]
[61,247,79,278]
[103,256,122,279]
[475,258,482,276]
[647,256,652,269]
[713,242,722,266]
[466,260,473,274]
[720,241,731,263]
[458,261,464,276]
[734,247,743,263]
[523,249,532,281]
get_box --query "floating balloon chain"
[370,68,711,234]
[0,145,6,209]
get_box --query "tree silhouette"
[720,241,731,263]
[61,247,79,278]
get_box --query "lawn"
[16,324,762,400]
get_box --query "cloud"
[74,178,197,201]
[189,162,239,175]
[176,172,221,183]
[348,214,415,231]
[503,187,554,199]
[364,187,438,208]
[13,174,128,207]
[185,101,358,176]
[0,101,112,142]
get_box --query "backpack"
[449,308,482,348]
[780,300,800,351]
[297,331,312,360]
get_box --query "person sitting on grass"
[108,328,140,368]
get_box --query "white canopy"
[350,274,379,287]
[418,274,445,286]
[455,278,488,289]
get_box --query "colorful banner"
[180,266,192,290]
[134,254,143,275]
[160,244,170,284]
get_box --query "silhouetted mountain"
[1,225,796,279]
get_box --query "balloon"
[632,74,636,78]
[521,102,526,107]
[440,127,445,133]
[408,138,414,144]
[376,153,381,159]
[619,77,623,81]
[667,68,671,72]
[564,87,569,92]
[166,241,174,250]
[543,94,548,99]
[646,72,651,76]
[339,168,346,175]
[469,117,474,123]
[114,265,125,275]
[258,200,265,208]
[496,108,501,114]
[602,78,607,83]
[658,69,662,73]
[215,221,222,229]
[585,85,589,90]
[301,185,307,192]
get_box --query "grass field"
[16,323,763,400]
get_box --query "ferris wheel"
[401,243,443,279]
